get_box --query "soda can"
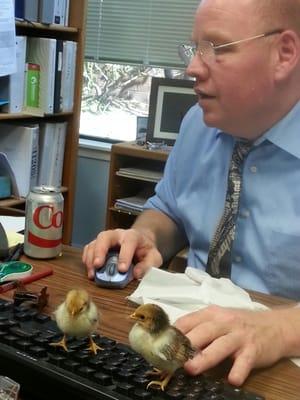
[24,186,64,259]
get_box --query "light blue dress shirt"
[145,101,300,300]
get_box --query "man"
[83,0,300,386]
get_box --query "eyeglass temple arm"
[214,29,283,50]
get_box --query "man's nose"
[186,54,210,80]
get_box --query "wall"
[71,140,111,248]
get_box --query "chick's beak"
[71,309,77,317]
[130,312,138,320]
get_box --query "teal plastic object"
[0,176,11,199]
[0,261,33,283]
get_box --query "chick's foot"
[146,372,172,391]
[50,335,68,352]
[88,336,103,355]
[145,368,162,376]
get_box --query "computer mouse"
[94,251,134,289]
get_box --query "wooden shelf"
[0,197,25,207]
[106,142,168,230]
[0,112,73,120]
[0,187,68,208]
[1,1,87,244]
[16,21,78,33]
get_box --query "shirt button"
[250,166,257,173]
[240,210,250,218]
[235,256,242,263]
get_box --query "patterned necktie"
[206,140,252,278]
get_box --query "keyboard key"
[115,382,135,396]
[93,372,113,386]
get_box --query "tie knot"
[234,140,252,162]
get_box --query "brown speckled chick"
[129,303,194,391]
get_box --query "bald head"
[255,0,300,34]
[198,0,300,35]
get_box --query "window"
[80,0,199,142]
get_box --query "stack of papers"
[116,167,163,183]
[0,216,25,233]
[114,195,147,213]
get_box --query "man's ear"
[274,30,300,81]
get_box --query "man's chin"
[202,113,246,138]
[202,111,221,128]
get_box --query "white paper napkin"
[128,267,300,367]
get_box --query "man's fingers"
[133,250,163,278]
[185,333,240,375]
[82,230,125,279]
[228,349,256,386]
[175,305,220,334]
[82,240,99,279]
[185,320,228,349]
[117,229,141,272]
[82,227,162,280]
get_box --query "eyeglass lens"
[179,41,215,66]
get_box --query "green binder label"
[25,63,40,107]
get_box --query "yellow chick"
[50,288,102,354]
[129,303,194,391]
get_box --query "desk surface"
[1,246,300,400]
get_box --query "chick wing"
[158,326,195,365]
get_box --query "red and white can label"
[28,205,63,247]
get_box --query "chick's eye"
[140,315,145,320]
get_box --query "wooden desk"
[1,246,300,400]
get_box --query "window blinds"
[85,0,200,67]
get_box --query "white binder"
[27,37,57,114]
[0,122,39,197]
[0,36,27,113]
[38,121,67,187]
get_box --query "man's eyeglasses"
[178,29,283,66]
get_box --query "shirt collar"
[217,101,300,159]
[255,100,300,159]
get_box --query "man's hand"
[82,228,163,280]
[175,305,295,386]
[82,209,186,281]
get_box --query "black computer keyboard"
[0,298,264,400]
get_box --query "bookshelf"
[106,142,187,271]
[106,142,168,229]
[0,0,87,244]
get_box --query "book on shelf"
[39,0,67,25]
[24,0,39,22]
[14,0,24,19]
[0,36,27,113]
[116,167,163,183]
[15,0,69,26]
[60,40,77,112]
[26,37,56,114]
[38,121,67,187]
[53,39,63,113]
[0,37,77,115]
[0,122,39,197]
[64,0,70,26]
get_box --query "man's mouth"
[197,90,215,99]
